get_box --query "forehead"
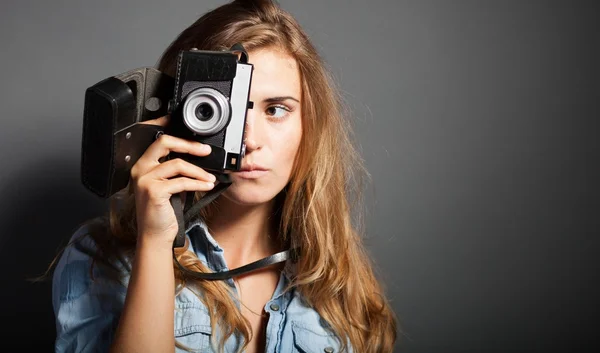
[247,47,301,96]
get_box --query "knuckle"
[175,158,186,169]
[130,162,145,181]
[130,165,139,181]
[135,176,151,192]
[133,175,144,188]
[156,132,170,146]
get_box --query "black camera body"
[81,45,254,198]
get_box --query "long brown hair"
[52,0,398,352]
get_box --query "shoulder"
[52,218,100,298]
[52,216,130,309]
[52,217,130,352]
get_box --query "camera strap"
[169,178,298,281]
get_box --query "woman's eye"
[266,105,289,119]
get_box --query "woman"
[51,0,397,352]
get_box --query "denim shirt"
[52,218,350,353]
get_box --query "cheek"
[273,120,302,172]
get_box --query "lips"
[239,163,268,172]
[234,164,269,179]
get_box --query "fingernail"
[208,174,216,182]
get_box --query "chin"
[220,182,283,206]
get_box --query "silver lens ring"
[182,88,231,135]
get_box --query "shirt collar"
[185,219,227,273]
[184,218,298,283]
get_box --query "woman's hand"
[130,116,216,250]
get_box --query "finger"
[146,158,217,183]
[132,134,211,179]
[161,177,215,196]
[147,134,212,161]
[140,115,170,127]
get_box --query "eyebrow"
[263,96,300,103]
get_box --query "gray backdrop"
[0,1,598,352]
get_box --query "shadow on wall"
[0,158,107,350]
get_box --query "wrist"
[136,234,175,255]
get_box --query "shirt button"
[269,303,280,311]
[324,347,335,353]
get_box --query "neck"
[206,197,281,269]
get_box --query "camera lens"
[182,87,231,136]
[195,103,214,121]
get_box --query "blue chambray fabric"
[52,218,351,353]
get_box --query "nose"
[243,109,262,153]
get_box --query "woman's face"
[223,46,303,206]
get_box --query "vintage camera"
[81,44,254,198]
